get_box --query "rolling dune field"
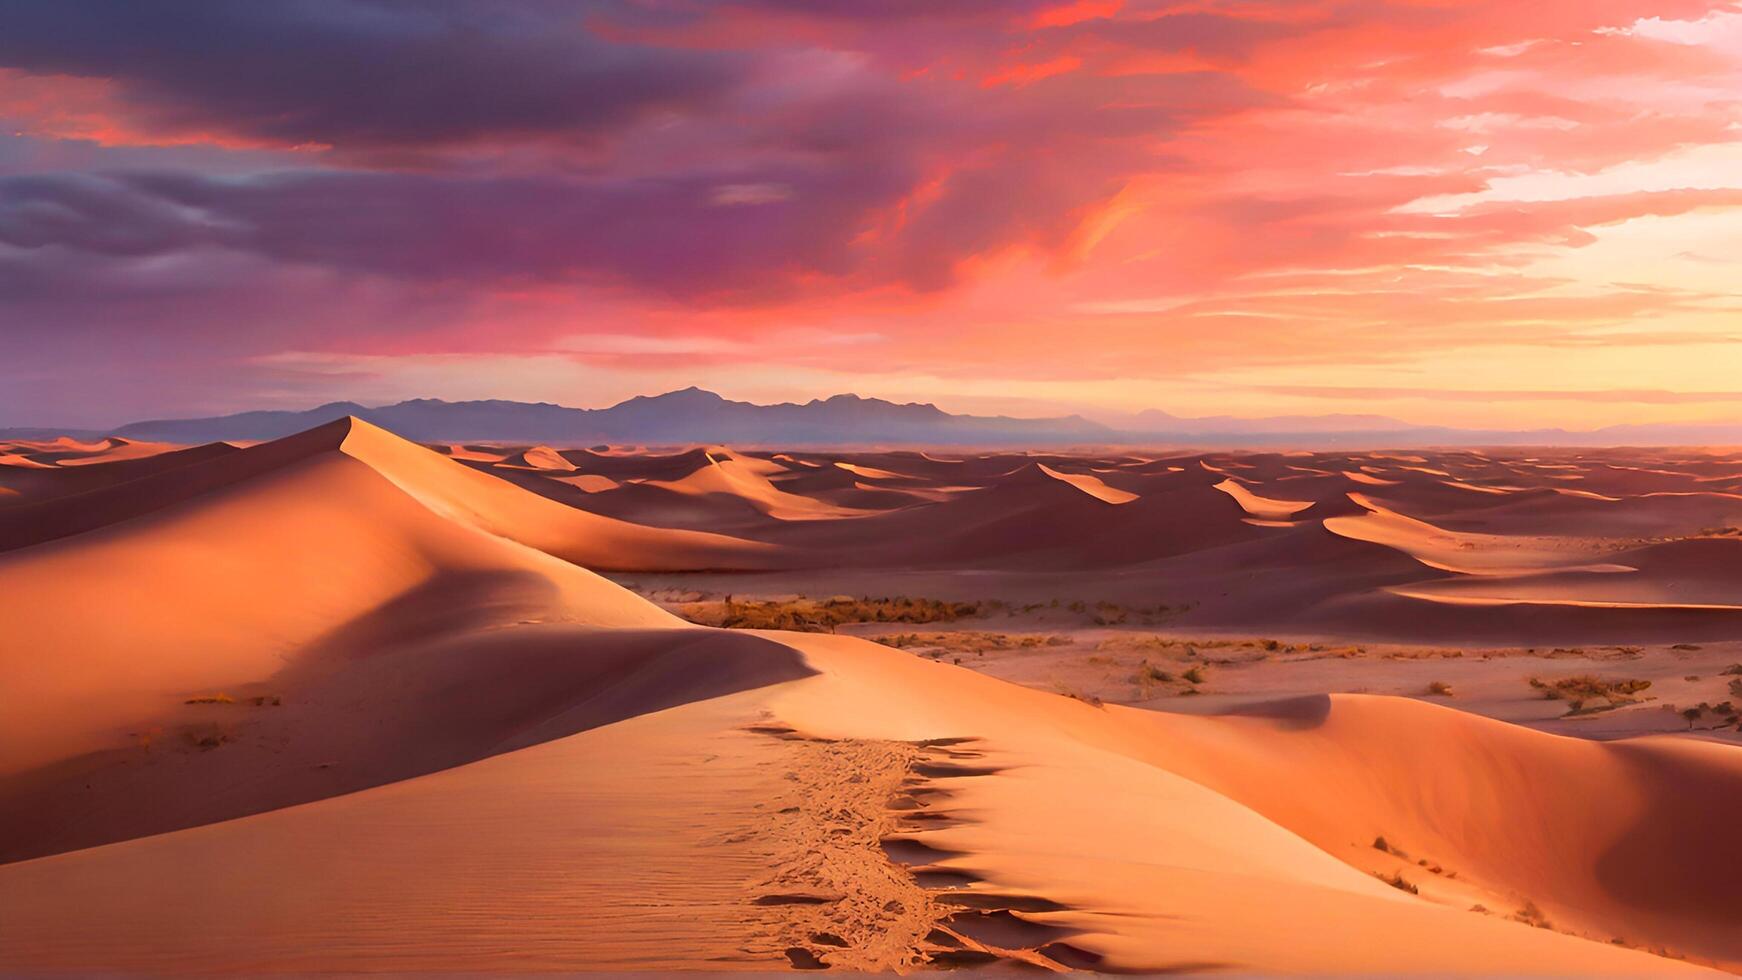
[3,424,1740,974]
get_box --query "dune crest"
[1037,463,1138,504]
[1214,476,1313,520]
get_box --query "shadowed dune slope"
[754,462,1263,568]
[1136,693,1742,967]
[0,441,239,504]
[1388,536,1742,611]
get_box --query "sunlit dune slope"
[0,418,789,776]
[2,628,1734,974]
[0,418,783,569]
[1213,476,1313,521]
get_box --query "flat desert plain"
[3,419,1741,974]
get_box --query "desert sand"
[2,422,1740,973]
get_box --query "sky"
[2,0,1741,430]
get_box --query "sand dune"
[754,462,1259,569]
[3,621,1732,973]
[0,435,177,466]
[1037,463,1139,504]
[0,440,239,504]
[1325,492,1629,576]
[0,419,782,571]
[0,419,685,778]
[506,444,577,471]
[641,448,874,521]
[1214,476,1313,520]
[1390,536,1742,611]
[765,462,946,508]
[552,472,621,493]
[833,460,910,481]
[0,450,54,469]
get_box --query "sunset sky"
[3,0,1741,430]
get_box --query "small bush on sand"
[1051,682,1103,707]
[184,693,234,705]
[1513,900,1552,929]
[1378,872,1418,895]
[1426,681,1454,697]
[181,725,231,750]
[1182,665,1206,685]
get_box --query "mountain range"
[8,387,1741,447]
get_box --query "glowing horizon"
[3,0,1741,430]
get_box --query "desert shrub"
[1529,675,1651,713]
[1379,872,1418,895]
[1372,836,1406,857]
[686,595,984,632]
[184,693,233,705]
[1182,665,1206,685]
[182,726,231,750]
[1051,682,1103,707]
[1426,680,1454,697]
[873,631,1066,655]
[1513,901,1552,929]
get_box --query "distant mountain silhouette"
[105,388,1111,446]
[8,388,1737,447]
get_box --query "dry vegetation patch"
[1673,700,1740,730]
[875,632,1070,660]
[681,596,988,632]
[1528,675,1653,715]
[184,693,234,705]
